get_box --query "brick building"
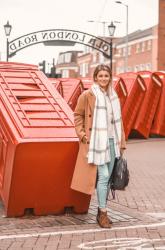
[56,0,165,78]
[56,50,83,78]
[115,26,158,74]
[55,25,158,78]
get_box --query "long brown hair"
[93,64,112,82]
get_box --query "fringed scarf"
[88,83,121,165]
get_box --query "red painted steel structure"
[113,76,128,109]
[49,78,63,97]
[118,73,146,139]
[131,71,162,138]
[0,62,91,217]
[150,71,165,136]
[59,78,84,110]
[80,77,93,90]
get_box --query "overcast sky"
[0,0,158,65]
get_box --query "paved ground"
[0,138,165,249]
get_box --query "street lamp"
[4,21,12,62]
[108,21,116,73]
[88,20,120,36]
[115,1,128,72]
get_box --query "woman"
[71,64,126,228]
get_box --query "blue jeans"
[96,138,116,209]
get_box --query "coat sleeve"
[121,118,126,149]
[74,92,86,141]
[117,92,126,150]
[116,91,126,150]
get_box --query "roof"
[116,26,155,45]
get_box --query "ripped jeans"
[96,138,116,209]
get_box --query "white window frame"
[62,69,69,78]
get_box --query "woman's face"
[95,70,111,90]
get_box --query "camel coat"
[71,88,126,195]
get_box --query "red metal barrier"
[0,62,91,217]
[118,73,146,139]
[150,71,165,136]
[80,77,93,90]
[48,78,63,97]
[130,71,162,138]
[59,78,84,110]
[113,76,128,109]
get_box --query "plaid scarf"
[87,83,121,165]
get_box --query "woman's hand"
[82,135,88,144]
[120,148,125,157]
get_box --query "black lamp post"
[108,21,116,73]
[4,21,12,62]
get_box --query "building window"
[139,64,145,71]
[65,53,71,63]
[93,53,97,63]
[147,40,152,51]
[118,49,122,56]
[62,69,69,77]
[58,54,65,64]
[80,63,88,77]
[134,65,139,72]
[146,63,152,70]
[128,46,131,56]
[85,63,88,74]
[142,42,145,52]
[80,64,83,76]
[123,47,126,57]
[136,43,141,53]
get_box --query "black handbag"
[109,156,129,199]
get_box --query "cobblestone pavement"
[0,138,165,249]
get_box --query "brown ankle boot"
[97,208,113,225]
[97,208,112,228]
